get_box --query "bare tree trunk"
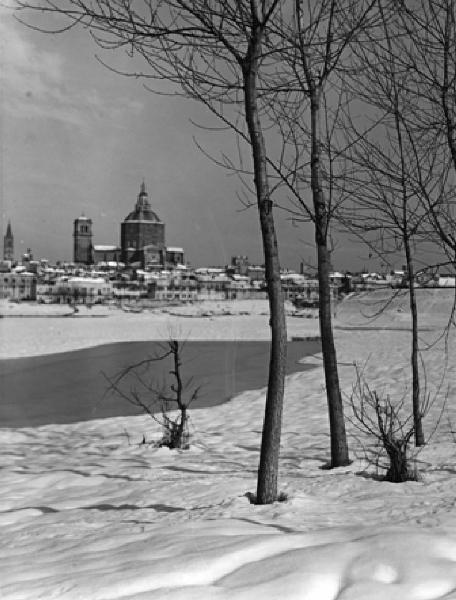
[404,238,425,446]
[177,405,189,449]
[441,2,456,170]
[170,340,189,448]
[310,89,350,467]
[243,32,287,505]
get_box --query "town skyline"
[0,5,385,274]
[1,183,298,271]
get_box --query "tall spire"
[136,180,150,211]
[4,220,14,261]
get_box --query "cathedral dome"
[121,181,166,267]
[124,181,162,223]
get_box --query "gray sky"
[1,7,378,271]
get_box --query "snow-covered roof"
[281,273,306,282]
[93,245,119,252]
[195,267,225,274]
[67,277,107,284]
[4,270,35,278]
[98,261,124,268]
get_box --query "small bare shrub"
[348,366,419,482]
[104,340,199,450]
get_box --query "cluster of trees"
[16,0,456,502]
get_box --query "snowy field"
[0,299,318,359]
[1,291,456,599]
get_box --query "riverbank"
[0,299,320,358]
[2,290,453,359]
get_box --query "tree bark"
[310,87,350,467]
[243,30,288,505]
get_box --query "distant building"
[73,215,93,265]
[3,221,14,261]
[0,271,36,301]
[247,265,265,283]
[72,181,186,271]
[93,245,121,265]
[143,244,164,270]
[166,247,185,267]
[66,276,113,304]
[231,255,249,276]
[121,182,165,267]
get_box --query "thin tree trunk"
[404,239,425,446]
[391,55,425,447]
[442,3,456,172]
[243,33,288,505]
[310,88,350,467]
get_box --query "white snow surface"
[0,299,317,358]
[2,291,456,599]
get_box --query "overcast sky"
[0,6,385,272]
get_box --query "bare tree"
[16,0,287,503]
[258,0,382,466]
[104,340,198,449]
[340,1,438,446]
[373,1,456,280]
[398,0,456,244]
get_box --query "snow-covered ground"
[0,299,318,359]
[1,291,456,599]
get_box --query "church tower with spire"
[73,215,93,264]
[3,221,14,261]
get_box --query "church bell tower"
[73,215,93,264]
